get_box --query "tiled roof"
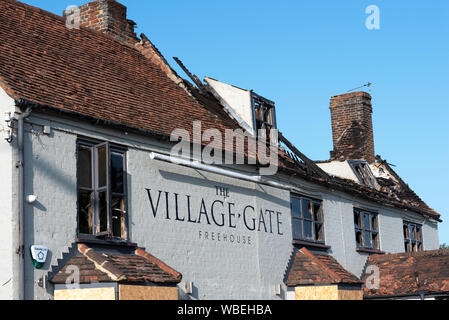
[285,248,362,287]
[0,0,239,140]
[363,249,449,298]
[50,243,182,285]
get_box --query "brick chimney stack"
[329,91,375,163]
[64,0,138,43]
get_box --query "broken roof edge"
[135,248,182,281]
[277,162,442,222]
[49,242,182,285]
[314,157,441,220]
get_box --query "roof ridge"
[11,0,141,51]
[299,247,341,283]
[9,0,66,23]
[78,243,126,282]
[369,249,449,262]
[135,248,182,281]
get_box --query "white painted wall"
[0,87,15,299]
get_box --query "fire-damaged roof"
[50,243,182,285]
[362,249,449,299]
[0,0,441,221]
[284,248,362,287]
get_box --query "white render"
[0,102,440,300]
[0,87,16,299]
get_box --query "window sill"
[292,239,331,250]
[356,247,385,255]
[77,236,137,248]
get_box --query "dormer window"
[349,160,378,188]
[203,77,277,141]
[252,92,277,141]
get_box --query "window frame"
[290,193,325,244]
[76,138,129,241]
[354,208,379,250]
[251,92,278,145]
[348,160,378,188]
[403,221,423,253]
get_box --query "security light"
[26,195,37,204]
[4,112,11,123]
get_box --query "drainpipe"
[16,107,32,300]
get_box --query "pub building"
[0,0,447,300]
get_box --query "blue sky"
[22,0,449,245]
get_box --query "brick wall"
[67,0,138,43]
[329,91,375,163]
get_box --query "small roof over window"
[50,243,182,285]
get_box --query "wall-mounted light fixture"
[26,195,37,204]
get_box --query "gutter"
[150,151,299,193]
[15,107,32,300]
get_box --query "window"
[403,221,423,252]
[291,194,324,243]
[77,140,128,240]
[252,92,277,143]
[354,208,379,250]
[349,160,377,188]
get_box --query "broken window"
[354,208,379,250]
[349,160,377,188]
[77,140,127,240]
[403,221,423,253]
[291,194,324,243]
[252,92,277,144]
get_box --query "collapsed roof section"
[316,156,439,218]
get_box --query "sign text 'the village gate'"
[145,186,284,245]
